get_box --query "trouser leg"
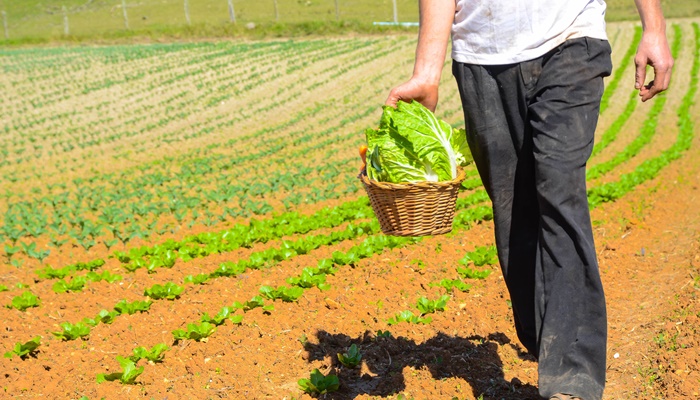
[452,37,612,400]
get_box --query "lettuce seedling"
[52,322,90,341]
[96,309,119,324]
[415,295,450,315]
[144,282,184,300]
[232,295,268,312]
[183,273,210,285]
[457,266,492,280]
[114,299,152,315]
[386,310,432,326]
[129,343,169,363]
[52,276,87,293]
[201,306,237,326]
[259,285,304,302]
[429,279,472,293]
[337,344,362,368]
[96,356,144,384]
[0,285,7,292]
[287,268,330,290]
[460,245,498,267]
[4,336,41,359]
[7,291,40,311]
[298,369,340,395]
[172,321,216,342]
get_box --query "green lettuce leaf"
[365,101,471,183]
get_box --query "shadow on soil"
[303,330,540,399]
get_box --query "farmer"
[385,1,673,399]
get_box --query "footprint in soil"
[303,330,539,400]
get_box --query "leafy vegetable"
[7,291,40,311]
[415,295,450,315]
[129,343,169,363]
[96,356,144,384]
[201,306,238,326]
[337,344,362,368]
[298,369,340,395]
[460,245,498,267]
[4,336,41,359]
[259,285,304,302]
[386,310,432,325]
[144,282,184,300]
[172,322,216,342]
[113,299,152,315]
[52,322,90,340]
[429,278,472,293]
[365,100,472,183]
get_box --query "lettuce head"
[365,100,472,183]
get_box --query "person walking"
[385,1,673,399]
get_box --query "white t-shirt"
[451,0,608,65]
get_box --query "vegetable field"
[1,19,700,399]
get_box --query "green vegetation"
[4,336,41,359]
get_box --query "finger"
[634,62,647,90]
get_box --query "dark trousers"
[452,37,612,400]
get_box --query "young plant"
[259,285,304,302]
[172,321,216,342]
[457,266,492,280]
[52,322,90,341]
[386,310,432,326]
[337,344,362,368]
[460,245,498,267]
[113,299,153,315]
[415,295,450,315]
[298,369,340,395]
[52,276,87,293]
[429,278,472,292]
[144,282,184,300]
[183,273,210,285]
[96,356,144,384]
[200,306,242,326]
[232,295,273,312]
[7,291,40,311]
[96,309,120,324]
[129,343,169,363]
[4,336,41,359]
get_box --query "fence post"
[1,11,7,40]
[334,0,339,21]
[273,0,279,21]
[227,0,236,23]
[392,0,398,23]
[63,6,69,35]
[184,0,191,25]
[122,0,129,29]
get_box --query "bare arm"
[385,0,455,112]
[634,0,674,101]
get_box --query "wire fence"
[0,0,420,40]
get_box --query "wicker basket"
[359,168,467,237]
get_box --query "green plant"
[4,336,41,359]
[429,278,472,292]
[52,276,87,293]
[259,285,304,302]
[113,299,152,315]
[457,266,492,280]
[387,310,432,325]
[200,306,242,326]
[96,309,120,324]
[96,356,144,384]
[172,322,216,342]
[129,343,169,363]
[337,344,362,368]
[52,322,90,341]
[298,369,339,395]
[460,245,498,267]
[233,295,274,312]
[144,282,184,300]
[415,295,450,314]
[7,291,40,311]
